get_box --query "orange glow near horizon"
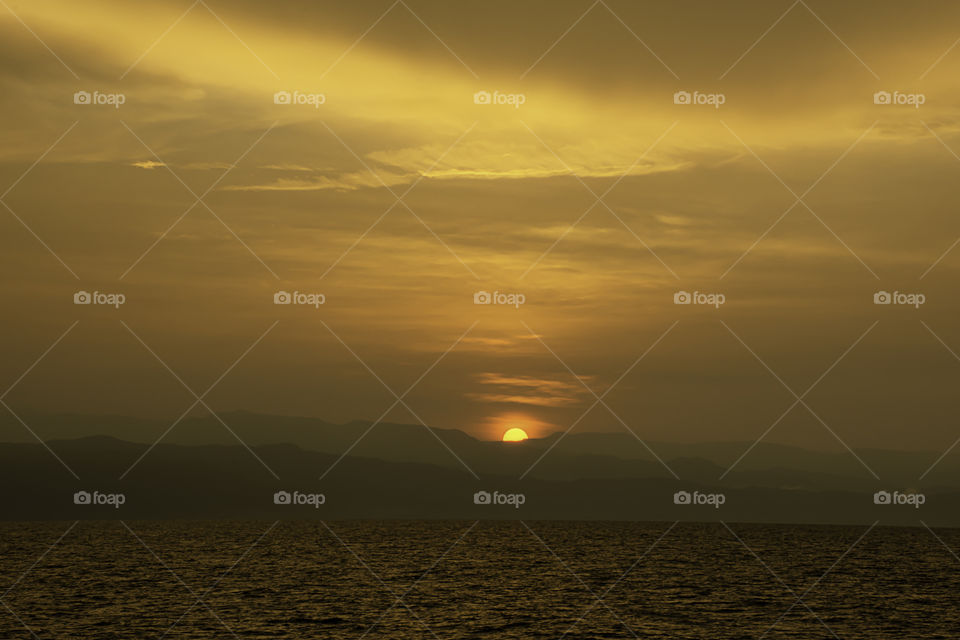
[502,427,529,442]
[483,412,553,441]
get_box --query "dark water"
[1,520,959,639]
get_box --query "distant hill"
[0,412,952,489]
[1,434,959,526]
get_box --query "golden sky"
[2,0,960,450]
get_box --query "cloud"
[221,168,413,192]
[131,160,165,169]
[467,372,591,407]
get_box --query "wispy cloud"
[131,160,165,170]
[467,372,591,407]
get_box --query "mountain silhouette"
[1,413,959,526]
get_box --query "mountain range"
[0,412,955,526]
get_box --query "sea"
[1,520,958,638]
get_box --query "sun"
[502,427,529,442]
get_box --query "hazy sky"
[2,0,960,452]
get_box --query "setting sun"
[502,428,529,442]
